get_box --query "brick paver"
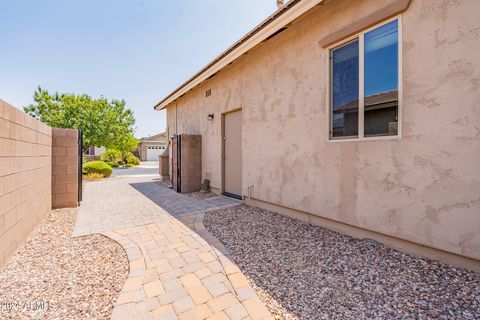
[73,176,241,236]
[73,174,271,320]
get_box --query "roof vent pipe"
[276,0,284,9]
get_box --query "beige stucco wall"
[166,0,480,261]
[0,100,52,269]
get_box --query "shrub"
[107,162,119,168]
[125,163,134,168]
[100,149,122,165]
[84,172,104,180]
[83,161,112,177]
[125,152,140,166]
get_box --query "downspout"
[175,100,178,136]
[172,100,178,187]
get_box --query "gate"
[78,129,83,203]
[171,135,180,192]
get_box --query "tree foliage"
[113,133,138,159]
[24,86,136,151]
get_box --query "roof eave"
[154,0,324,111]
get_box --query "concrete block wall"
[52,128,79,209]
[0,99,52,269]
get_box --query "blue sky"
[0,0,275,138]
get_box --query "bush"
[125,163,134,168]
[100,149,122,165]
[125,152,140,166]
[84,172,104,180]
[83,161,112,177]
[107,162,119,168]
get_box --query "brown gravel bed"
[184,191,218,200]
[0,208,129,319]
[154,179,218,199]
[204,205,480,320]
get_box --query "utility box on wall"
[171,134,202,193]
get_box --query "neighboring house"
[84,146,106,161]
[137,132,167,161]
[153,0,480,269]
[85,146,106,157]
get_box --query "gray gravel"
[204,205,480,320]
[0,208,129,319]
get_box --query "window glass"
[364,20,398,137]
[331,40,359,138]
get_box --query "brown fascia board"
[154,0,412,111]
[153,0,326,111]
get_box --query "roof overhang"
[154,0,325,111]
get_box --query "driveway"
[112,161,159,177]
[74,171,271,319]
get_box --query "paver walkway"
[74,172,271,320]
[73,177,241,236]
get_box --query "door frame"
[221,107,242,199]
[171,135,181,193]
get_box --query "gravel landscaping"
[184,191,218,200]
[154,178,217,200]
[0,208,129,319]
[204,205,480,320]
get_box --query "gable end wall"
[165,0,480,265]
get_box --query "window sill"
[327,135,401,143]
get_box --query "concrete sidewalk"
[112,161,160,177]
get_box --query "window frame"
[326,16,403,142]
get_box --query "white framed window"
[326,16,402,141]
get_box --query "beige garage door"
[224,110,242,198]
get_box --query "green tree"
[24,86,136,152]
[113,133,138,164]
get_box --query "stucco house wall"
[165,0,480,266]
